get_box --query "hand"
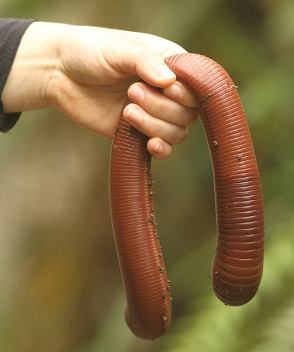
[2,22,198,159]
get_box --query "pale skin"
[2,22,198,159]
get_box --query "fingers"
[128,82,198,126]
[100,31,200,159]
[122,81,198,158]
[163,81,199,108]
[129,35,188,88]
[123,103,188,145]
[113,34,184,88]
[147,138,172,160]
[134,50,177,87]
[110,43,177,88]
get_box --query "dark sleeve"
[0,18,35,133]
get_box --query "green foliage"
[160,219,294,352]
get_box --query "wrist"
[1,21,63,113]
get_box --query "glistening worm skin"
[110,53,264,339]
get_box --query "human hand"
[2,22,198,159]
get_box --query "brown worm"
[109,53,264,340]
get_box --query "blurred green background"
[0,0,294,351]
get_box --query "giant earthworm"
[109,53,264,340]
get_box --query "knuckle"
[132,81,145,91]
[188,108,198,121]
[154,101,166,117]
[175,127,188,143]
[130,33,147,48]
[182,109,198,126]
[153,120,163,136]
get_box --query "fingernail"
[155,142,163,153]
[154,64,176,80]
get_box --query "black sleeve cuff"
[0,18,35,133]
[0,100,21,132]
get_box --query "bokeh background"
[0,0,294,351]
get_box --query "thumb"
[104,30,187,87]
[134,49,177,88]
[132,35,187,87]
[112,35,186,87]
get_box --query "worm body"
[110,53,264,339]
[110,122,171,340]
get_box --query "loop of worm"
[109,53,264,340]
